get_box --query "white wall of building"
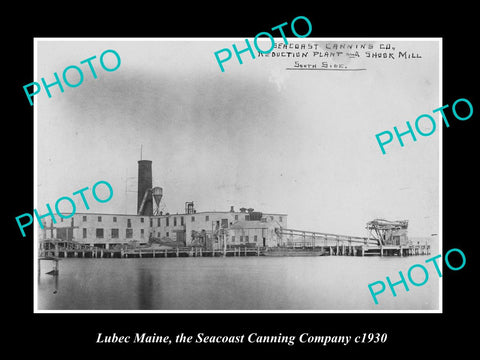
[39,211,287,248]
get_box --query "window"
[141,229,144,238]
[126,229,133,238]
[140,217,144,223]
[96,228,104,238]
[235,215,239,220]
[254,235,258,242]
[60,218,64,222]
[157,218,161,227]
[98,216,102,222]
[111,229,119,238]
[82,216,87,222]
[191,216,195,222]
[166,217,169,227]
[82,228,87,238]
[240,236,244,242]
[232,235,235,243]
[181,216,184,226]
[245,236,249,242]
[166,231,169,237]
[279,216,283,222]
[174,217,177,226]
[127,219,132,228]
[157,232,160,237]
[113,216,117,222]
[150,219,153,227]
[205,215,209,221]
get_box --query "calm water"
[37,254,440,311]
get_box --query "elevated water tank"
[152,187,163,213]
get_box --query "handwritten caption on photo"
[213,16,312,72]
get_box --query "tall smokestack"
[137,160,153,216]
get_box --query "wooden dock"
[39,239,265,258]
[38,255,60,276]
[39,239,430,259]
[276,228,430,256]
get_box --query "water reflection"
[53,274,58,294]
[136,267,154,309]
[38,259,60,295]
[37,257,440,311]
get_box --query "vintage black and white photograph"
[34,38,441,312]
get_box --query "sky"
[35,39,440,238]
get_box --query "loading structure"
[365,219,409,246]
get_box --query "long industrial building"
[38,160,432,258]
[39,160,287,250]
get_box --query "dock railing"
[277,228,379,248]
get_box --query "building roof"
[59,211,288,217]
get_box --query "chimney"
[230,206,235,212]
[137,160,153,216]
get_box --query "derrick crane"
[365,219,409,246]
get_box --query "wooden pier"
[38,256,60,276]
[38,239,265,259]
[39,237,430,259]
[275,228,430,256]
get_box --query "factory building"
[40,213,151,249]
[39,159,287,249]
[40,208,286,249]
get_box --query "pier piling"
[38,238,430,261]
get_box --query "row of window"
[81,216,186,227]
[231,235,258,243]
[86,228,142,239]
[83,229,263,242]
[84,230,261,242]
[84,216,135,227]
[83,228,174,239]
[79,215,283,226]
